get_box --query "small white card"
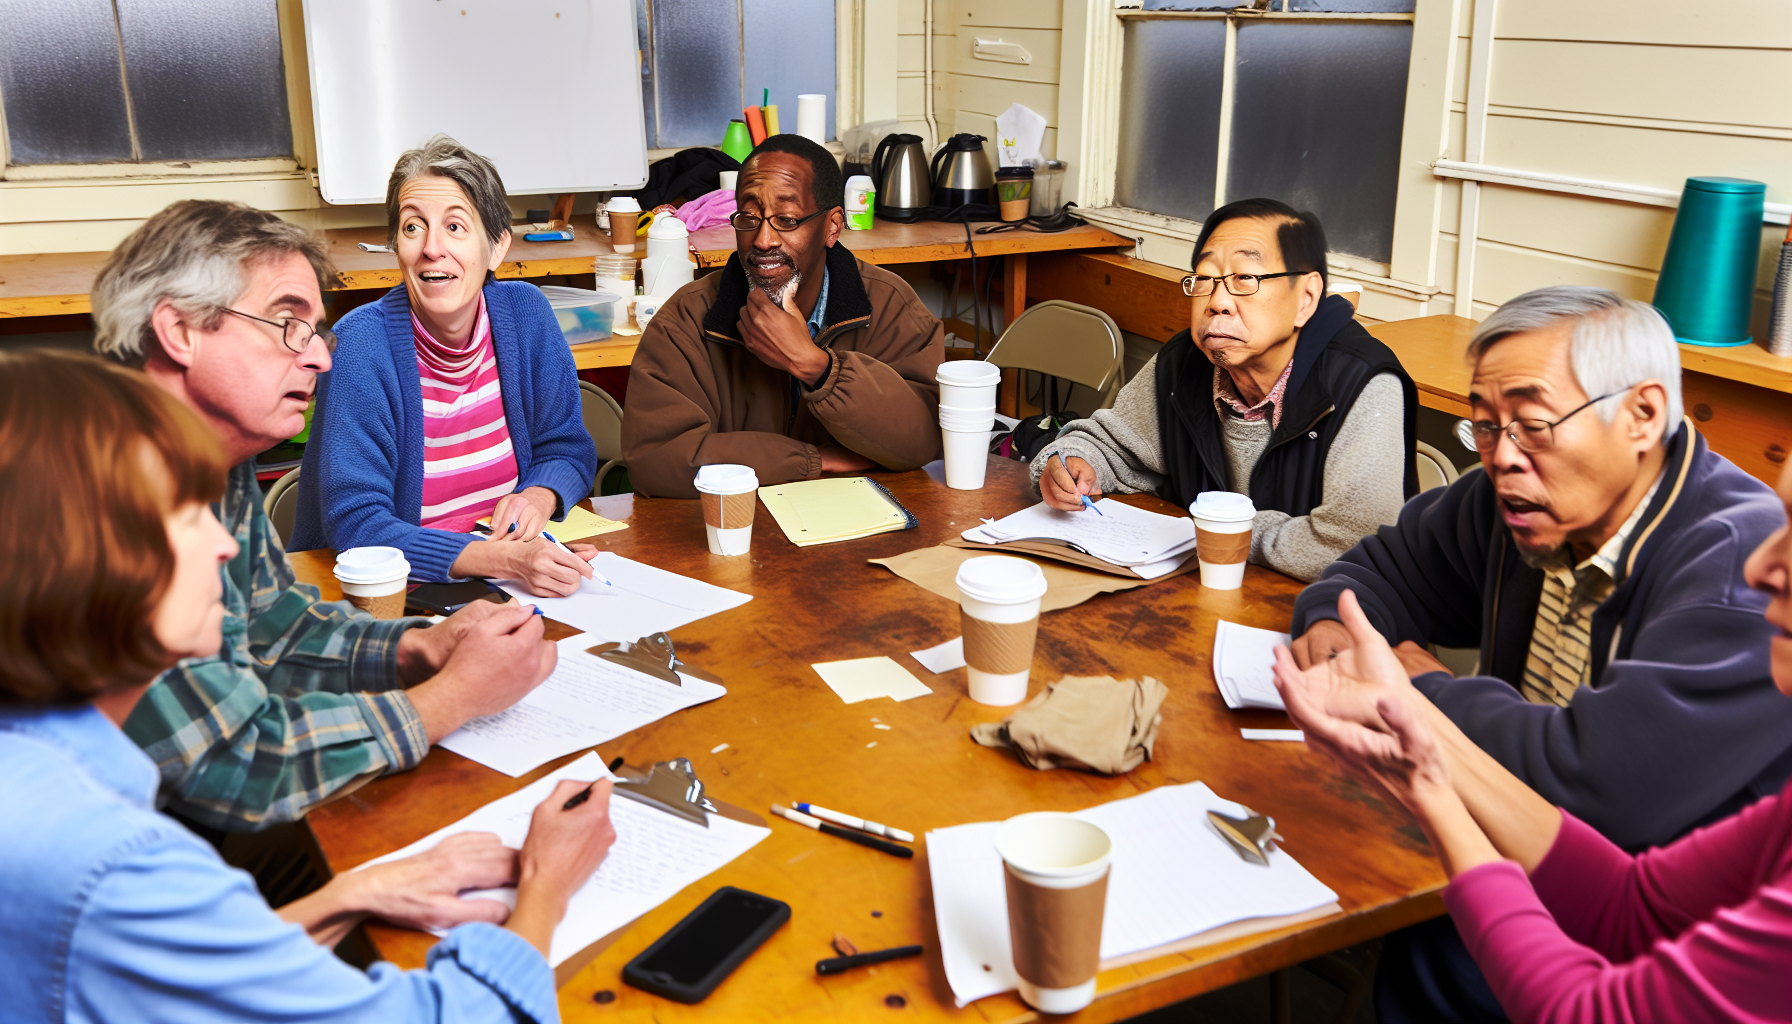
[813,656,934,704]
[911,636,967,674]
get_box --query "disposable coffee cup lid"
[607,196,642,212]
[695,463,758,493]
[334,545,411,584]
[956,555,1047,604]
[1190,491,1255,522]
[995,812,1112,876]
[936,360,1002,387]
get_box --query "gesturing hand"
[738,287,830,385]
[354,831,519,931]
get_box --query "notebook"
[757,477,918,547]
[476,503,628,541]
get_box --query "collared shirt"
[0,703,557,1024]
[1520,470,1665,708]
[805,266,832,340]
[123,461,431,830]
[1213,359,1294,430]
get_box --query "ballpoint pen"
[541,530,612,587]
[1055,451,1103,515]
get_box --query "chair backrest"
[579,381,627,496]
[984,299,1125,410]
[263,466,302,547]
[1414,440,1460,493]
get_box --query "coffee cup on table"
[996,812,1113,1014]
[955,556,1047,705]
[333,546,411,620]
[694,464,759,556]
[1190,491,1255,590]
[606,196,641,253]
[936,360,1001,490]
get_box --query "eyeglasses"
[1468,388,1632,453]
[1181,270,1310,298]
[728,208,826,234]
[221,307,335,355]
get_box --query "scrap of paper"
[911,636,966,674]
[1241,729,1305,742]
[813,656,934,704]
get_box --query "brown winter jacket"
[622,241,945,498]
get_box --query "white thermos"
[641,211,695,297]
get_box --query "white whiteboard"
[304,0,648,205]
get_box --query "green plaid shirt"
[125,462,431,831]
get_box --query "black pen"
[772,805,914,858]
[816,945,924,975]
[562,758,628,810]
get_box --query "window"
[0,0,292,168]
[635,0,837,150]
[1113,1,1413,262]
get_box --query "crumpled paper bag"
[971,675,1168,774]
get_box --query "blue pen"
[542,530,612,588]
[1054,451,1103,515]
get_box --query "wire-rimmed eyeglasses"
[1468,388,1632,453]
[221,307,336,354]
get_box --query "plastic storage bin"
[540,285,623,345]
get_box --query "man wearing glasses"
[1037,197,1418,582]
[1288,286,1792,1021]
[90,200,554,846]
[623,134,944,497]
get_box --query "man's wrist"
[800,348,832,389]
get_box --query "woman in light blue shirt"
[0,350,617,1023]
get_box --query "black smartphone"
[622,886,790,1004]
[405,580,507,616]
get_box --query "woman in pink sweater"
[1272,467,1792,1023]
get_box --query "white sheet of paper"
[813,656,935,703]
[360,753,770,967]
[498,551,751,642]
[1213,619,1292,711]
[439,635,727,777]
[911,636,967,674]
[965,499,1196,567]
[927,782,1338,1006]
[1242,728,1305,742]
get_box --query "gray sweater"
[1030,355,1408,582]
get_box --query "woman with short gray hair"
[290,135,598,596]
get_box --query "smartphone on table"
[622,886,791,1004]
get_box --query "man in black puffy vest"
[1034,198,1418,582]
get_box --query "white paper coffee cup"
[937,360,1001,410]
[695,464,758,556]
[333,546,411,619]
[996,812,1113,1014]
[956,556,1047,705]
[1189,491,1255,590]
[941,428,990,489]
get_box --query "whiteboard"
[304,0,648,205]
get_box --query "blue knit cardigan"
[289,281,596,581]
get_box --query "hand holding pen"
[1044,451,1104,515]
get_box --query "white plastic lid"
[647,211,688,239]
[1189,491,1256,522]
[333,546,411,584]
[606,196,642,212]
[539,285,624,308]
[955,555,1048,604]
[845,174,873,188]
[695,463,758,493]
[937,360,1002,387]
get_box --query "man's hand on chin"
[739,287,829,385]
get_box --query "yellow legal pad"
[757,477,918,547]
[477,504,628,542]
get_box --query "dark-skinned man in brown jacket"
[622,134,945,498]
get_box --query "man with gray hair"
[93,199,556,836]
[1287,286,1792,1021]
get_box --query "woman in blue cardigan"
[292,136,598,596]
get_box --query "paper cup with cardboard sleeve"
[1190,491,1255,590]
[936,360,1001,490]
[955,555,1047,706]
[333,546,411,620]
[996,812,1113,1014]
[694,464,759,556]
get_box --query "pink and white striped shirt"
[413,297,520,533]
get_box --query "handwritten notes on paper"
[440,635,727,776]
[963,499,1197,570]
[498,551,752,642]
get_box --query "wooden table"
[294,457,1445,1023]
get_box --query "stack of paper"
[928,782,1339,1006]
[1213,620,1291,710]
[961,499,1196,579]
[812,656,934,703]
[440,635,728,777]
[498,551,752,641]
[757,477,917,547]
[361,753,770,969]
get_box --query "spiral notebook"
[757,477,918,547]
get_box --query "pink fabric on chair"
[675,189,737,230]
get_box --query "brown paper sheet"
[1004,864,1110,989]
[870,545,1161,613]
[962,612,1039,675]
[701,491,756,529]
[1195,527,1251,564]
[944,536,1200,581]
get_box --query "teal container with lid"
[1651,176,1766,347]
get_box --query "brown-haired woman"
[0,350,616,1023]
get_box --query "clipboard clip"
[614,757,718,828]
[1206,807,1284,867]
[587,632,723,687]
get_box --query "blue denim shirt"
[0,703,559,1023]
[805,267,831,340]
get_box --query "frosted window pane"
[0,0,132,164]
[114,0,292,161]
[1227,21,1410,261]
[743,0,835,141]
[651,0,742,150]
[636,0,658,149]
[1115,19,1224,225]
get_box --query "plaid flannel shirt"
[125,462,431,831]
